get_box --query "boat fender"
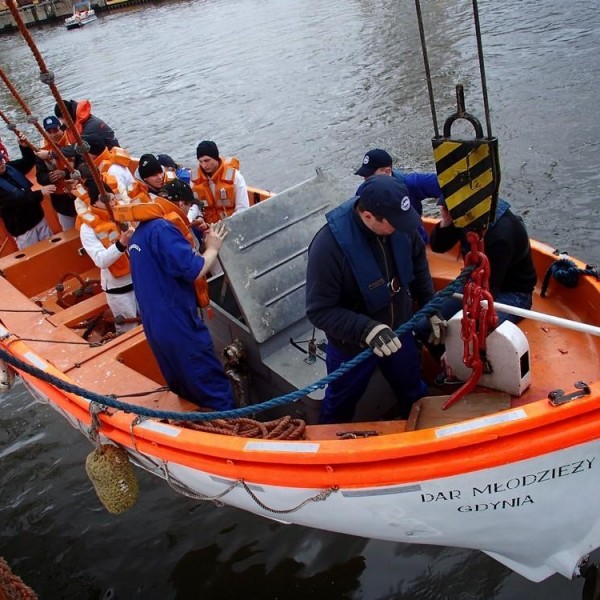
[0,358,15,394]
[85,444,139,514]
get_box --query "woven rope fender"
[85,444,139,514]
[0,556,37,600]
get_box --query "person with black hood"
[0,134,55,249]
[306,176,439,424]
[429,196,537,324]
[192,140,249,223]
[54,99,120,149]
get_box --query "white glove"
[428,314,448,345]
[364,323,402,357]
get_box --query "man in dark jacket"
[54,99,120,149]
[306,176,437,424]
[0,138,55,249]
[429,197,537,324]
[35,115,77,231]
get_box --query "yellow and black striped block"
[432,137,500,231]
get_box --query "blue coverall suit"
[306,198,434,424]
[128,218,234,410]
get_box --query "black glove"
[363,321,402,357]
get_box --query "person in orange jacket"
[192,140,249,224]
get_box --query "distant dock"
[0,0,157,33]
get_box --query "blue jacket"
[355,169,441,216]
[128,217,234,409]
[306,198,434,354]
[0,145,45,236]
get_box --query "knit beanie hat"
[54,99,77,120]
[138,154,163,179]
[196,140,219,160]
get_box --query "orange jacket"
[74,186,130,279]
[192,157,239,223]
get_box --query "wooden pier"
[0,0,160,33]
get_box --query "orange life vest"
[192,157,240,224]
[74,185,130,279]
[112,199,210,308]
[96,146,135,174]
[40,132,73,195]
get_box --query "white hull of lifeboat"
[20,376,600,583]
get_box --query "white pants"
[58,213,76,232]
[106,290,139,334]
[14,219,53,250]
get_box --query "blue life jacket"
[326,198,414,313]
[0,165,32,194]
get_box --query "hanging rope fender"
[541,257,600,298]
[0,267,474,423]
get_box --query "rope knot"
[541,257,599,297]
[76,141,90,155]
[39,70,55,85]
[26,115,38,124]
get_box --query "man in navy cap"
[306,176,437,424]
[354,149,442,215]
[35,115,77,231]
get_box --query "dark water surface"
[1,0,600,598]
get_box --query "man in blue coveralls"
[128,209,234,411]
[306,176,441,424]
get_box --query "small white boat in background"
[64,2,97,30]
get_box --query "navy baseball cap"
[358,176,421,234]
[43,115,61,131]
[355,149,393,177]
[159,178,197,204]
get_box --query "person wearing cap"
[126,188,235,412]
[306,176,438,424]
[192,140,249,223]
[158,178,206,247]
[35,115,78,231]
[54,99,120,149]
[76,181,138,334]
[0,133,55,250]
[355,148,443,243]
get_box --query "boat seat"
[46,291,108,328]
[405,392,511,431]
[304,420,407,440]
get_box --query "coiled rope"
[0,268,473,422]
[0,556,37,600]
[541,257,600,298]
